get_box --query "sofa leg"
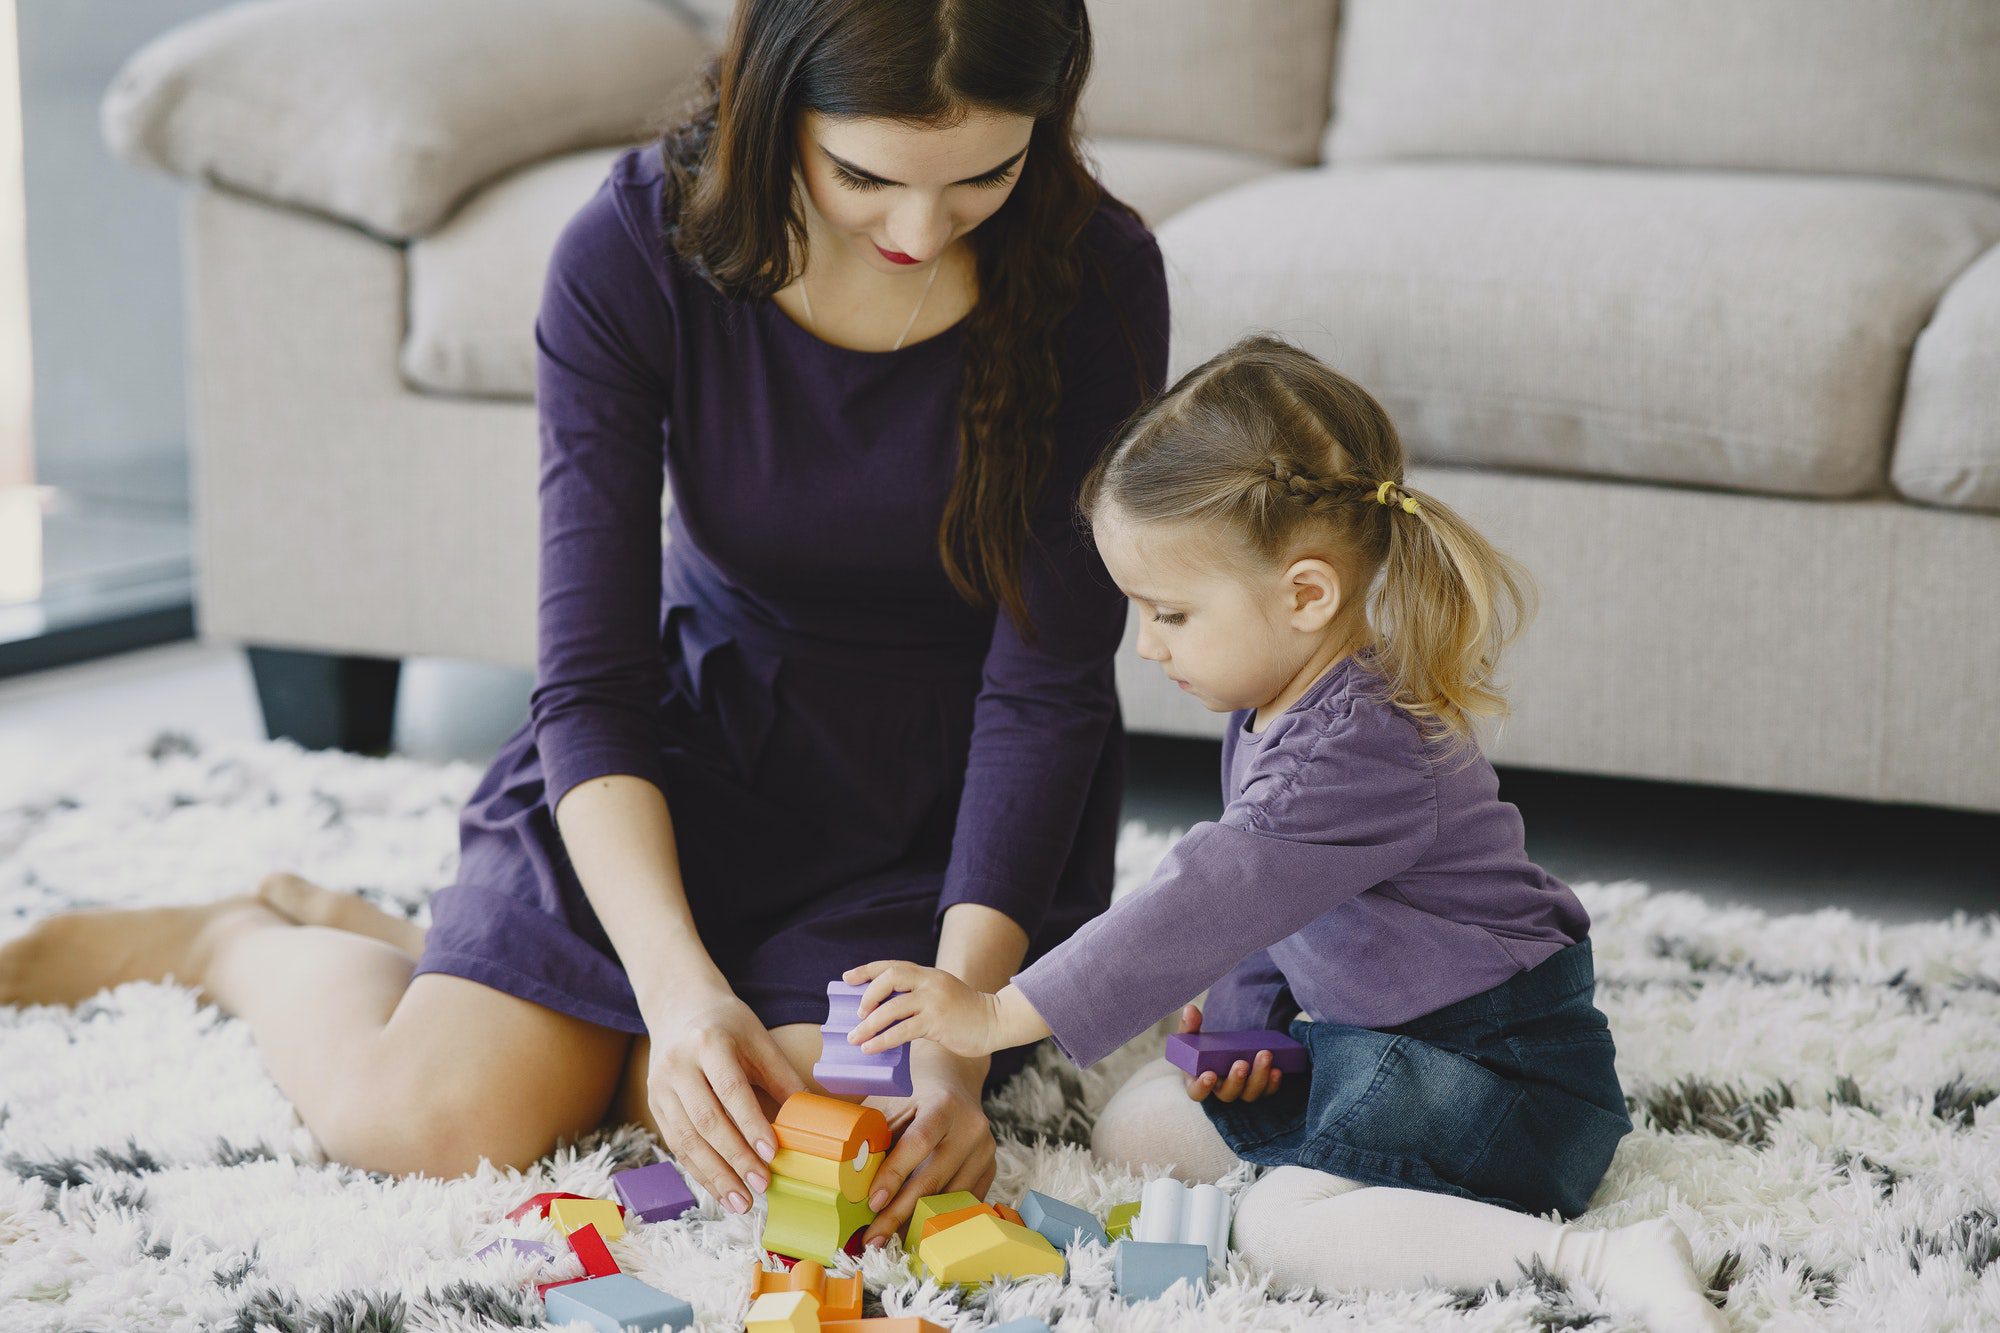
[245,646,401,756]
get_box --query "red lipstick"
[874,242,921,265]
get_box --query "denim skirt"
[1201,937,1632,1218]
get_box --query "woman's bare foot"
[254,872,427,962]
[0,893,284,1009]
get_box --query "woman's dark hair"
[653,0,1138,638]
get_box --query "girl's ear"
[1285,557,1344,631]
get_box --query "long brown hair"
[1080,334,1538,764]
[653,0,1134,638]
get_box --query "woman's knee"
[1091,1060,1241,1184]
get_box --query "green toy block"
[1106,1201,1141,1242]
[763,1175,875,1265]
[903,1190,982,1251]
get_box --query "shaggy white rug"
[3,731,1998,1332]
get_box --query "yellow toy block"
[751,1258,863,1322]
[774,1091,892,1163]
[770,1145,886,1204]
[918,1212,1065,1287]
[546,1196,627,1243]
[903,1190,981,1250]
[746,1288,819,1332]
[763,1174,876,1265]
[1107,1200,1141,1241]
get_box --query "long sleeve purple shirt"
[1012,652,1592,1068]
[526,145,1168,942]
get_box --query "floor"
[1,639,1995,923]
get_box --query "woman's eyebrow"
[818,143,1029,187]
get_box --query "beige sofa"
[102,0,2000,813]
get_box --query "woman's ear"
[1285,557,1343,632]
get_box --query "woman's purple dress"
[410,146,1170,1091]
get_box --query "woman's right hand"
[645,987,808,1214]
[1176,1002,1284,1104]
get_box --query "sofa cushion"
[1083,0,1338,166]
[403,138,1271,399]
[1323,0,2000,193]
[1157,164,2000,498]
[1893,242,2000,513]
[103,0,711,241]
[1086,139,1286,229]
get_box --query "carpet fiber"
[3,731,1999,1330]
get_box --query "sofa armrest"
[101,0,713,242]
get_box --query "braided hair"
[1078,334,1536,762]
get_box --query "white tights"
[1091,1058,1724,1330]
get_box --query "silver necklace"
[797,257,942,351]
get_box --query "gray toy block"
[543,1274,694,1331]
[1018,1190,1109,1250]
[1113,1239,1210,1301]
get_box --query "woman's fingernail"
[756,1139,775,1162]
[748,1171,768,1193]
[729,1192,749,1213]
[870,1189,888,1210]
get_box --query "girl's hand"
[841,960,1002,1060]
[1176,1002,1284,1104]
[855,1044,997,1249]
[644,986,808,1216]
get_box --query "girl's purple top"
[528,145,1168,940]
[1012,652,1592,1067]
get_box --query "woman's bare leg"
[2,893,632,1177]
[255,872,428,962]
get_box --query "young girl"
[842,335,1724,1329]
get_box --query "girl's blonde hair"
[1079,333,1537,765]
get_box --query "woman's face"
[794,108,1035,272]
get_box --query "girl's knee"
[1231,1165,1370,1265]
[1092,1064,1240,1183]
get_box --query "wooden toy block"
[746,1288,820,1332]
[1018,1190,1109,1251]
[917,1201,1005,1246]
[817,981,915,1098]
[548,1196,628,1243]
[506,1191,593,1222]
[918,1212,1065,1287]
[472,1237,555,1263]
[764,1173,876,1265]
[1132,1177,1229,1265]
[1106,1201,1140,1241]
[566,1222,620,1279]
[819,1321,949,1333]
[1163,1029,1309,1079]
[903,1190,982,1249]
[1113,1239,1209,1301]
[751,1258,863,1321]
[770,1144,886,1204]
[537,1276,589,1300]
[773,1090,893,1162]
[544,1273,695,1331]
[613,1161,697,1223]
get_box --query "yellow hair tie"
[1374,480,1422,516]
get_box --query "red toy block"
[536,1276,589,1300]
[566,1222,620,1279]
[508,1191,592,1222]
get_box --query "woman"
[0,0,1166,1251]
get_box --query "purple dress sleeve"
[1011,700,1441,1068]
[931,229,1171,939]
[526,182,677,813]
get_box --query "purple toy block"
[815,980,913,1098]
[612,1161,697,1224]
[473,1237,556,1264]
[1163,1029,1310,1080]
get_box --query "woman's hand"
[644,986,808,1215]
[856,1043,997,1249]
[1176,1002,1284,1104]
[841,959,1004,1059]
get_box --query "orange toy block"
[773,1091,892,1162]
[547,1196,628,1243]
[750,1258,863,1322]
[820,1319,949,1333]
[916,1202,1021,1246]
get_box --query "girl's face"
[794,108,1034,272]
[1091,502,1348,715]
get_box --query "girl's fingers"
[1179,1003,1203,1034]
[1241,1049,1275,1100]
[1184,1070,1217,1102]
[858,968,908,1019]
[860,1014,926,1054]
[843,961,888,985]
[1214,1059,1251,1102]
[850,992,918,1045]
